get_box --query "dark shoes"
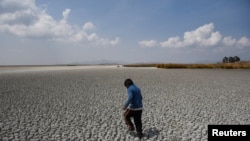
[127,127,143,139]
[127,127,135,135]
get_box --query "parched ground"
[0,67,249,141]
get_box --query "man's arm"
[123,89,133,110]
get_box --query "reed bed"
[124,62,250,69]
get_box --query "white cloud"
[96,37,120,46]
[160,37,183,48]
[237,36,250,47]
[87,33,97,41]
[222,36,250,49]
[161,23,222,48]
[0,0,38,26]
[138,40,157,47]
[222,36,236,46]
[83,22,95,31]
[110,37,120,46]
[139,23,250,50]
[62,9,70,20]
[0,0,119,46]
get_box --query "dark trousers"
[124,109,143,134]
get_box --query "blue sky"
[0,0,249,65]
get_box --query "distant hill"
[68,60,127,65]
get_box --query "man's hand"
[122,105,127,110]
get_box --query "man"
[123,78,143,138]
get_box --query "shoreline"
[0,65,121,74]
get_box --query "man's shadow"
[143,127,160,139]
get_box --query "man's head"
[124,78,134,88]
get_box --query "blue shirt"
[124,84,143,110]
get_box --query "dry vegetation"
[124,62,250,69]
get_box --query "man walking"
[123,79,143,138]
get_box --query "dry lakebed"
[0,66,249,140]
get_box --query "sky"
[0,0,250,65]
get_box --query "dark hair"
[124,78,134,88]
